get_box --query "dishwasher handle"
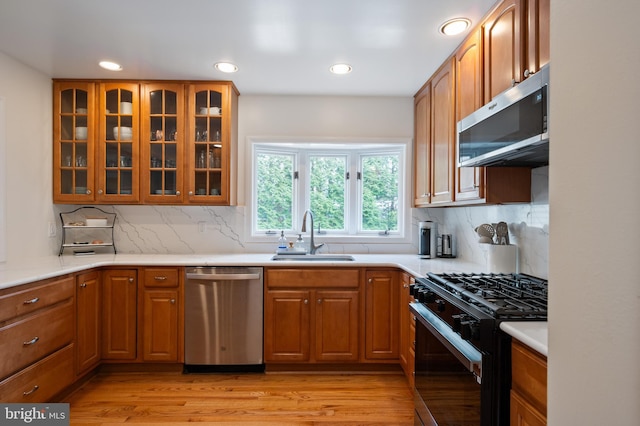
[186,272,260,281]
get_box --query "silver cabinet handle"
[80,282,87,288]
[86,189,92,195]
[186,273,260,281]
[154,276,167,281]
[129,277,134,283]
[317,299,322,304]
[98,189,103,194]
[304,299,309,304]
[23,297,39,305]
[188,191,194,195]
[170,299,176,304]
[23,336,39,346]
[176,191,181,196]
[23,385,39,396]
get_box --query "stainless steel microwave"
[457,64,549,167]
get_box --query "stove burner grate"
[426,272,548,318]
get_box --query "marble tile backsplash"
[54,167,548,279]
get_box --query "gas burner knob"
[452,314,467,332]
[409,283,420,296]
[435,299,446,312]
[417,289,436,303]
[461,320,480,341]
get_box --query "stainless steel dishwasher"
[184,267,263,372]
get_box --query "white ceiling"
[0,0,497,96]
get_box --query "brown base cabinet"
[264,269,360,363]
[399,272,415,389]
[101,269,138,360]
[264,290,311,362]
[510,339,547,425]
[76,270,101,375]
[141,268,182,362]
[0,275,76,402]
[364,269,400,360]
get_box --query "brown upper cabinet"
[525,0,550,77]
[413,83,431,207]
[140,83,186,204]
[413,59,456,206]
[483,0,549,102]
[414,0,548,207]
[455,29,484,202]
[53,80,238,206]
[483,0,524,102]
[53,81,97,204]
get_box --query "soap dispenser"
[294,234,305,252]
[277,231,287,253]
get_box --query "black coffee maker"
[418,221,437,259]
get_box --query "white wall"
[0,97,6,262]
[237,94,415,204]
[0,51,56,262]
[549,0,640,424]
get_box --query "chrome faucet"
[302,209,324,254]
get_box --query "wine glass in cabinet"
[53,82,96,203]
[97,82,140,203]
[141,83,185,204]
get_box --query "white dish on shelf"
[75,127,87,140]
[113,126,132,139]
[120,102,133,114]
[75,187,87,194]
[76,108,87,114]
[199,107,221,115]
[85,218,108,226]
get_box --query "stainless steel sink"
[271,254,355,262]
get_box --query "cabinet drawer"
[267,268,360,288]
[143,268,179,287]
[512,340,547,414]
[0,275,74,324]
[0,344,74,403]
[0,299,75,379]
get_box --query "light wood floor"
[63,371,415,425]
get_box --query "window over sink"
[248,137,410,244]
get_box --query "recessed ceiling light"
[439,18,471,36]
[330,63,352,75]
[214,62,239,73]
[98,61,122,71]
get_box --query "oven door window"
[415,319,481,425]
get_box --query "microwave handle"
[410,303,483,383]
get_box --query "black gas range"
[409,272,548,426]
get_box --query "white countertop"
[0,252,549,355]
[500,321,548,356]
[0,253,483,291]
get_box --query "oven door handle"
[410,303,483,383]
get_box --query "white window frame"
[246,136,412,245]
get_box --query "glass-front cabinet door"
[53,82,96,203]
[141,83,185,203]
[187,83,237,205]
[97,83,140,203]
